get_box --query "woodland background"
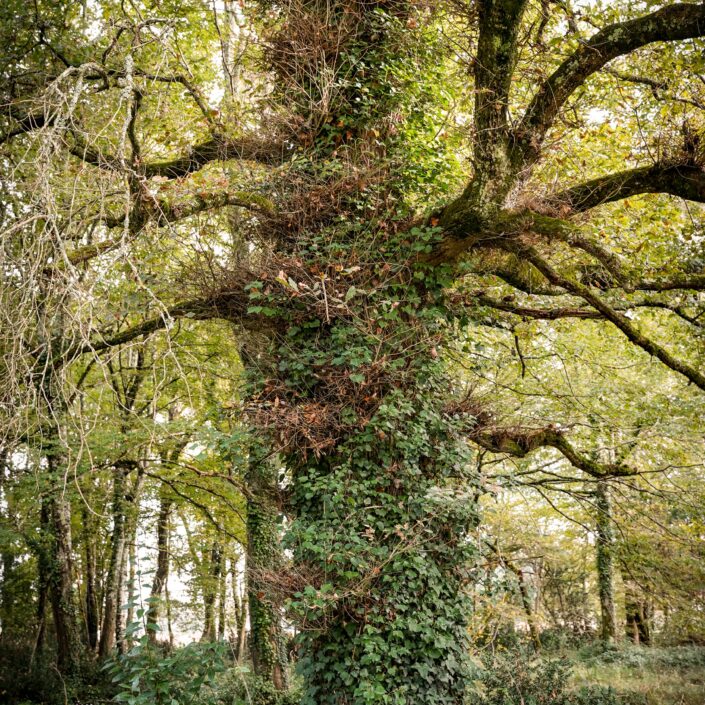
[0,1,704,704]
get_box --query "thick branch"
[0,107,52,144]
[102,190,275,230]
[473,292,601,319]
[471,426,637,478]
[438,1,529,234]
[56,287,260,366]
[553,163,705,212]
[515,3,705,164]
[474,1,529,174]
[472,292,705,328]
[141,136,290,178]
[69,132,288,178]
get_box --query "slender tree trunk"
[517,568,541,650]
[147,493,172,643]
[218,549,227,641]
[33,502,50,659]
[117,468,143,654]
[125,538,137,643]
[487,542,541,649]
[246,458,287,691]
[115,538,127,653]
[165,581,175,649]
[98,466,127,658]
[46,476,81,672]
[238,597,248,663]
[0,550,15,640]
[595,480,617,643]
[231,557,248,661]
[0,456,16,643]
[625,591,651,645]
[81,503,99,651]
[201,540,222,643]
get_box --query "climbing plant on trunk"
[3,0,705,700]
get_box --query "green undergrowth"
[569,645,705,705]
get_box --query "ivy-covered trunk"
[595,481,617,643]
[240,3,483,702]
[246,458,288,690]
[247,268,479,703]
[283,380,477,704]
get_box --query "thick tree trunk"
[147,493,172,643]
[595,480,617,643]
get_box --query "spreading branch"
[55,286,260,366]
[472,291,705,329]
[68,131,289,178]
[515,3,705,164]
[504,241,705,391]
[553,163,705,212]
[471,426,637,478]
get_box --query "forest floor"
[569,645,705,705]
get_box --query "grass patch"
[569,645,705,705]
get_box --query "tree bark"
[217,548,227,641]
[33,502,50,660]
[147,493,172,643]
[81,502,99,651]
[595,480,617,643]
[231,557,248,661]
[201,539,222,643]
[625,590,651,645]
[98,465,128,658]
[517,567,541,650]
[45,472,81,673]
[116,467,144,654]
[246,458,287,691]
[0,459,17,643]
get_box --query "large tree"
[2,0,705,702]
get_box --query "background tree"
[1,1,705,704]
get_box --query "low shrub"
[468,648,620,705]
